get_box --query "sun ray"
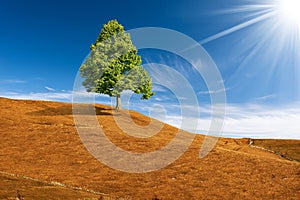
[200,0,300,101]
[200,11,276,45]
[201,0,300,44]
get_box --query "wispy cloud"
[198,87,230,95]
[220,103,300,139]
[1,91,72,101]
[0,79,26,84]
[45,86,55,91]
[145,102,300,139]
[1,89,299,139]
[255,94,276,101]
[152,84,168,93]
[0,90,113,105]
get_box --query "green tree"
[80,20,154,110]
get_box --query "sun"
[275,0,300,25]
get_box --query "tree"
[80,20,154,110]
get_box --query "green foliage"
[80,20,154,101]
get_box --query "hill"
[0,172,100,199]
[0,97,299,199]
[252,139,300,162]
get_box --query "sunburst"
[275,0,300,26]
[200,0,300,100]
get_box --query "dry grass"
[0,172,100,199]
[0,97,299,199]
[252,139,300,161]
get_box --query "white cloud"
[190,58,203,69]
[220,103,300,139]
[154,97,164,101]
[144,102,300,139]
[254,94,276,102]
[45,86,55,91]
[1,90,113,106]
[0,79,26,84]
[1,91,73,101]
[198,87,230,95]
[152,84,168,93]
[1,88,299,139]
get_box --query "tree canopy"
[80,20,154,109]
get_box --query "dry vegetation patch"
[0,97,299,199]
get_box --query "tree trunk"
[115,95,121,110]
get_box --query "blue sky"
[1,0,300,139]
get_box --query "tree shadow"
[27,105,113,116]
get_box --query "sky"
[1,0,300,139]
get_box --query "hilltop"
[0,97,299,199]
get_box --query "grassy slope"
[252,139,300,161]
[0,97,299,199]
[0,172,100,200]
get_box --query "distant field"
[253,139,300,161]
